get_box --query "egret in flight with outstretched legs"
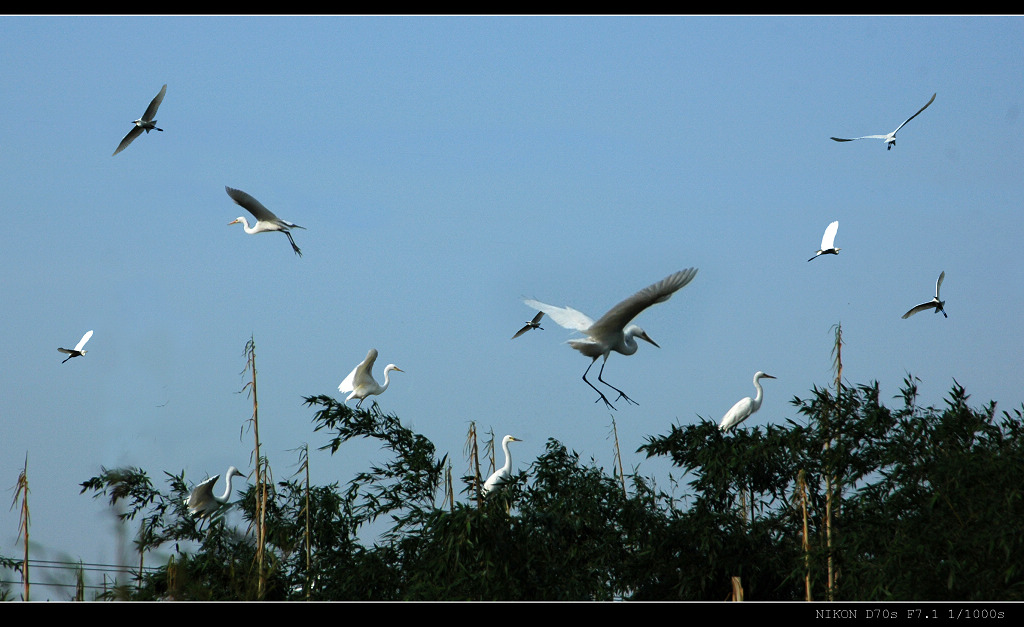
[512,312,545,339]
[526,268,698,409]
[831,92,935,150]
[719,371,776,432]
[902,271,948,319]
[226,186,306,256]
[808,220,841,262]
[338,348,403,408]
[113,84,167,156]
[58,330,93,363]
[482,435,522,495]
[185,466,245,518]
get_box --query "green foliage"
[61,378,1024,600]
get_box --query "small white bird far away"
[719,371,776,432]
[185,466,246,518]
[831,92,936,150]
[113,84,167,156]
[58,329,93,363]
[808,220,841,262]
[526,267,698,410]
[226,186,306,257]
[902,271,947,319]
[482,435,522,495]
[338,348,403,408]
[511,311,545,339]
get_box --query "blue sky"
[2,16,1023,598]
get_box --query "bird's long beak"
[639,331,660,348]
[228,219,240,225]
[763,374,777,379]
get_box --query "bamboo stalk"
[11,454,30,601]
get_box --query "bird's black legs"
[582,360,616,410]
[597,361,639,406]
[62,355,72,364]
[285,231,302,257]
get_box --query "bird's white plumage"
[58,329,94,363]
[482,435,521,495]
[902,271,947,319]
[113,84,167,156]
[525,268,698,409]
[226,186,306,256]
[808,220,841,261]
[719,371,776,431]
[338,348,403,408]
[185,466,245,518]
[831,93,936,150]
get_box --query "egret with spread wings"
[526,268,698,409]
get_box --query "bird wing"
[892,92,936,135]
[511,324,532,339]
[186,474,220,511]
[142,84,167,121]
[720,397,753,431]
[225,186,282,223]
[935,271,945,299]
[339,348,378,392]
[57,348,74,354]
[524,299,593,332]
[113,126,143,156]
[830,135,888,142]
[821,221,839,249]
[587,268,698,338]
[74,330,94,352]
[902,302,935,319]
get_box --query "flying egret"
[719,371,776,432]
[808,221,841,262]
[902,271,948,319]
[225,186,306,257]
[338,348,403,408]
[58,330,93,363]
[831,92,936,150]
[511,312,545,339]
[113,84,167,156]
[526,267,699,409]
[482,435,522,495]
[185,466,245,518]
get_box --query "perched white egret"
[225,186,306,256]
[831,92,935,150]
[526,267,699,409]
[338,348,403,408]
[113,84,167,156]
[185,466,245,518]
[719,371,777,432]
[902,271,947,319]
[482,435,522,495]
[58,329,93,364]
[808,220,841,262]
[511,311,545,339]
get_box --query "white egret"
[482,435,522,495]
[185,466,245,518]
[225,186,306,256]
[113,84,167,156]
[511,311,545,339]
[338,348,403,408]
[58,329,93,363]
[902,271,947,319]
[719,371,776,432]
[526,267,699,409]
[831,92,935,150]
[808,220,841,262]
